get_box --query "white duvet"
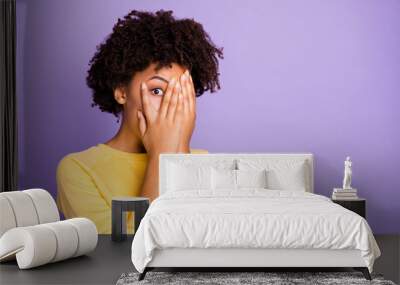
[131,189,380,273]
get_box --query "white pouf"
[0,196,17,237]
[23,188,60,223]
[0,218,98,269]
[0,191,40,227]
[0,189,98,269]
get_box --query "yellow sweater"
[56,143,208,234]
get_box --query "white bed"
[131,153,380,280]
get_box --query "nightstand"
[111,197,150,242]
[332,198,366,218]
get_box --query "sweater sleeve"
[56,155,112,234]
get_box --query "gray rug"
[116,271,396,285]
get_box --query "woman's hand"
[137,77,185,159]
[137,71,196,201]
[177,70,196,153]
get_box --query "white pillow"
[211,168,268,190]
[211,168,237,190]
[236,169,267,188]
[166,162,212,191]
[237,159,308,191]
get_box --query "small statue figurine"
[342,156,352,189]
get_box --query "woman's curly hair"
[86,9,224,118]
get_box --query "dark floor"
[0,234,399,285]
[374,235,400,284]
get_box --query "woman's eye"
[151,88,164,96]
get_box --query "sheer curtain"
[0,0,18,192]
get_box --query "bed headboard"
[159,153,314,195]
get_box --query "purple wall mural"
[16,0,400,234]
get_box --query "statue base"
[334,188,357,192]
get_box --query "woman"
[56,10,223,234]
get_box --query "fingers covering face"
[166,82,180,121]
[159,77,177,118]
[180,71,190,116]
[140,82,157,123]
[188,72,196,113]
[174,91,183,122]
[144,70,196,123]
[137,110,147,137]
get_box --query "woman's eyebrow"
[147,75,169,84]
